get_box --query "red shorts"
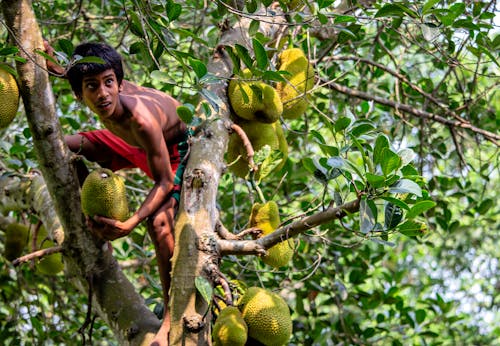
[79,129,182,180]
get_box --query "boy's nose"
[97,84,108,98]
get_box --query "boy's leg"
[147,198,177,346]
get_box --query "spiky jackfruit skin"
[81,168,129,221]
[228,72,283,123]
[276,48,314,119]
[249,202,294,268]
[4,223,29,261]
[226,121,280,178]
[273,122,288,173]
[212,306,248,346]
[238,287,292,346]
[35,226,64,275]
[0,68,20,129]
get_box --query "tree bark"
[1,1,160,344]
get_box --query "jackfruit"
[275,48,314,119]
[238,287,292,346]
[212,306,248,346]
[226,121,280,178]
[273,122,288,173]
[3,223,29,261]
[228,70,283,123]
[0,67,20,129]
[249,201,294,268]
[81,168,129,221]
[35,225,64,275]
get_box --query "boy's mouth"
[98,101,112,111]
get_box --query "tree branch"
[218,198,361,255]
[12,245,63,266]
[321,79,500,145]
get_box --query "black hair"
[66,42,124,97]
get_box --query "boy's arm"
[93,117,174,240]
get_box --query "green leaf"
[176,105,194,124]
[415,309,427,323]
[375,3,418,18]
[373,134,390,165]
[422,0,441,14]
[302,157,316,174]
[452,19,480,31]
[234,44,254,69]
[476,198,494,215]
[252,38,268,70]
[57,39,74,56]
[380,196,410,210]
[390,179,422,197]
[188,58,207,79]
[129,12,145,38]
[334,15,356,23]
[381,148,402,176]
[73,56,106,65]
[398,220,428,237]
[334,116,351,132]
[350,122,376,137]
[259,150,284,182]
[385,203,404,229]
[195,276,213,305]
[366,173,385,188]
[406,200,436,219]
[166,2,182,21]
[318,0,335,9]
[249,20,260,36]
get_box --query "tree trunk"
[1,1,160,344]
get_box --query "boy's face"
[80,69,122,119]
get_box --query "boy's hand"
[43,40,66,77]
[87,215,133,241]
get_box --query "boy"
[45,41,188,346]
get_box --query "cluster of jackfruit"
[249,201,294,268]
[0,67,20,129]
[226,47,314,179]
[275,48,315,120]
[1,222,64,275]
[81,168,129,222]
[212,287,292,346]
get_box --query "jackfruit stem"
[230,123,256,170]
[249,172,266,204]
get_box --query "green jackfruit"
[273,122,288,173]
[81,168,129,221]
[238,287,292,346]
[276,48,314,119]
[226,121,280,178]
[4,223,29,261]
[212,306,248,346]
[35,226,64,275]
[249,201,294,268]
[0,67,20,129]
[228,70,283,123]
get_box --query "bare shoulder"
[121,80,176,100]
[121,80,180,116]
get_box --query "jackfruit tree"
[1,1,499,346]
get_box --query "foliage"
[1,0,499,344]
